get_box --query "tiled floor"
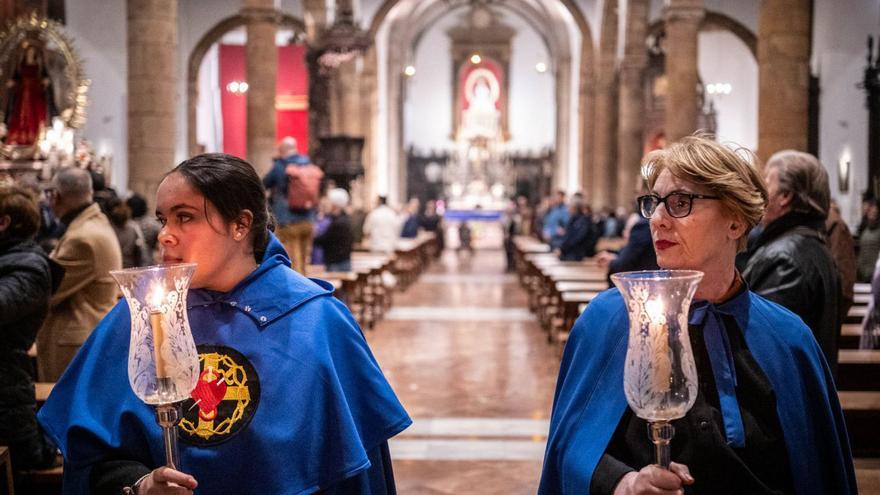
[366,249,880,494]
[367,250,557,493]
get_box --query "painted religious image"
[460,66,502,140]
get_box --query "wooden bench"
[837,350,880,391]
[847,305,868,325]
[0,446,13,495]
[840,391,880,457]
[35,382,53,406]
[841,323,864,349]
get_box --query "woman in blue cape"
[38,153,411,494]
[538,136,856,494]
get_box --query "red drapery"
[218,44,309,159]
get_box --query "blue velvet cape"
[38,234,411,494]
[538,288,856,494]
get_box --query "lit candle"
[645,298,671,393]
[148,286,169,378]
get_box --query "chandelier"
[316,1,370,70]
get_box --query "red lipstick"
[654,240,677,250]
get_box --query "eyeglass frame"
[637,192,721,219]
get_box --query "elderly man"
[743,150,841,374]
[37,167,121,381]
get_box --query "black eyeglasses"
[637,192,720,219]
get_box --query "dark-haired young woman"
[38,154,411,495]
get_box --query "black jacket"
[559,213,599,261]
[313,212,353,265]
[0,237,63,470]
[608,217,658,276]
[742,213,842,374]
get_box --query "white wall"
[813,0,880,227]
[403,8,556,153]
[176,0,251,166]
[65,0,128,191]
[698,30,758,150]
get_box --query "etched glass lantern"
[110,263,200,468]
[611,270,703,468]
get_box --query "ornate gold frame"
[0,13,89,158]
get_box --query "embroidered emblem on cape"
[179,345,260,446]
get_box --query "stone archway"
[647,11,757,59]
[185,12,306,156]
[364,0,595,202]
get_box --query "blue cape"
[38,234,411,494]
[538,288,856,494]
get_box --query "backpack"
[285,163,323,211]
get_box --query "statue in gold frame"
[0,13,88,160]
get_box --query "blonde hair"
[641,134,767,251]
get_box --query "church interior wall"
[697,29,758,150]
[49,0,880,228]
[176,0,244,168]
[812,0,880,227]
[403,7,556,154]
[64,0,128,191]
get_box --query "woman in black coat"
[0,184,62,473]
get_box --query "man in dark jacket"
[743,150,842,375]
[314,188,354,272]
[558,197,599,261]
[0,184,62,475]
[596,215,659,278]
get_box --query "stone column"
[243,0,277,176]
[757,0,811,162]
[664,0,703,143]
[616,0,650,208]
[590,0,618,208]
[127,0,177,202]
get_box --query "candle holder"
[611,270,703,469]
[110,263,200,469]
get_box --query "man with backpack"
[263,136,323,274]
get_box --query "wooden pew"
[0,446,13,495]
[837,349,880,391]
[841,323,863,350]
[35,382,53,406]
[847,305,868,325]
[840,391,880,457]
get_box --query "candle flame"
[147,281,166,310]
[645,299,665,324]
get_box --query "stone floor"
[366,249,880,494]
[367,250,557,494]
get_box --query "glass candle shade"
[110,263,200,405]
[611,270,703,468]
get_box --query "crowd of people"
[0,132,877,493]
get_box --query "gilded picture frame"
[0,13,89,159]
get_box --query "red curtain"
[218,44,309,160]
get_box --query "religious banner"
[457,57,505,141]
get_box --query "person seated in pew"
[314,188,355,273]
[557,196,600,262]
[539,135,855,495]
[595,217,658,279]
[0,184,62,476]
[37,154,410,495]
